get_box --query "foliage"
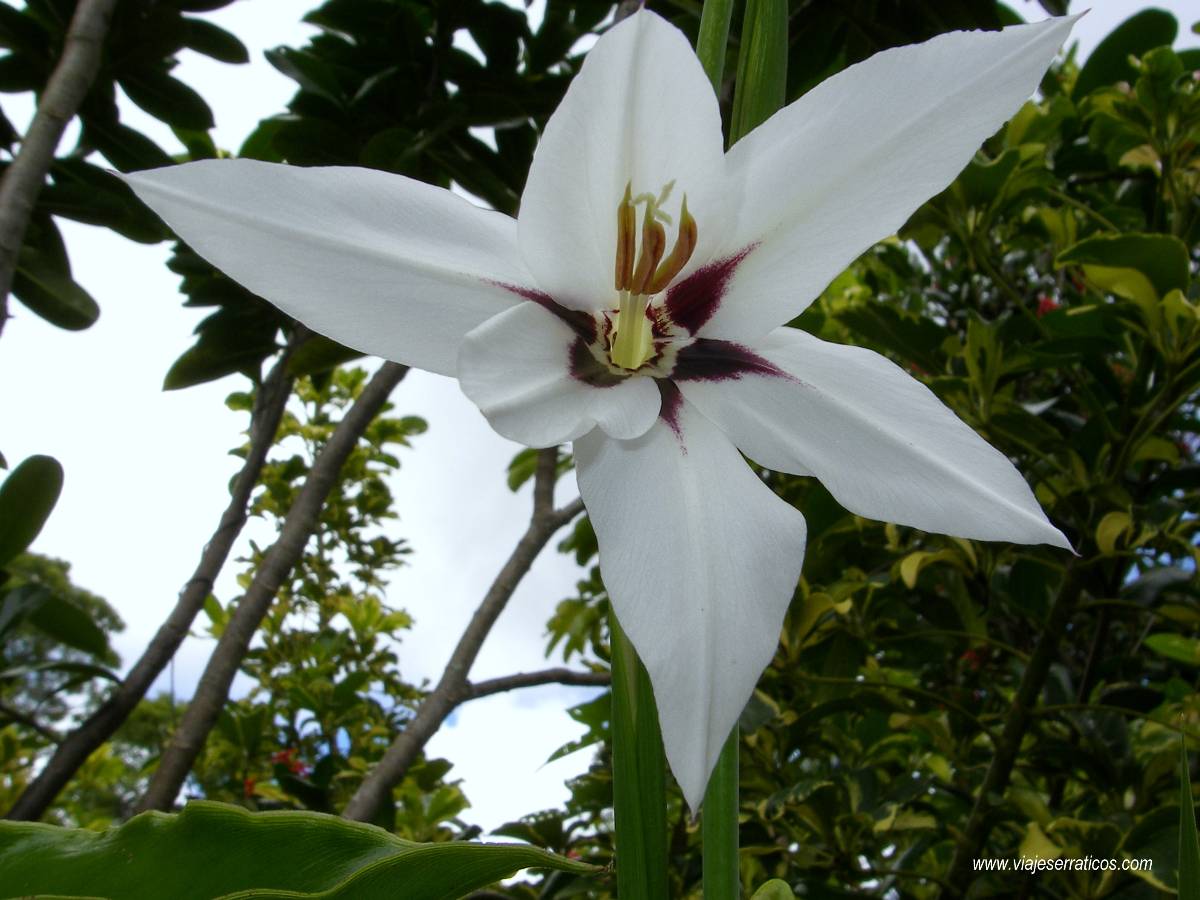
[0,0,248,331]
[0,800,596,899]
[1,1,1198,898]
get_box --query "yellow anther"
[614,183,635,292]
[630,207,667,296]
[647,195,697,295]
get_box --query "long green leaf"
[728,0,787,145]
[609,611,669,898]
[0,801,596,900]
[1181,738,1200,898]
[703,727,740,899]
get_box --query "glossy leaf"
[1146,634,1200,667]
[12,247,99,331]
[120,70,215,131]
[1057,234,1190,302]
[0,455,63,568]
[0,801,596,900]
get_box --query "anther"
[647,195,697,294]
[630,207,667,295]
[614,183,635,292]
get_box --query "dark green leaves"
[0,801,596,900]
[1074,9,1177,99]
[0,455,63,569]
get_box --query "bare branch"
[134,362,408,813]
[343,447,584,823]
[465,668,609,701]
[4,342,300,821]
[0,699,62,744]
[0,0,118,336]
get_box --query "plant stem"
[609,610,669,898]
[703,728,740,898]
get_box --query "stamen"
[630,206,667,295]
[647,195,697,294]
[611,291,652,370]
[614,183,635,292]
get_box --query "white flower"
[126,10,1074,809]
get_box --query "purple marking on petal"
[656,379,685,446]
[664,244,757,335]
[670,339,789,383]
[570,338,625,388]
[490,280,597,343]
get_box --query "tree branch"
[342,448,583,823]
[465,667,609,701]
[4,341,299,821]
[941,563,1086,896]
[0,0,118,336]
[133,361,409,814]
[0,699,62,744]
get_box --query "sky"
[1,0,1197,833]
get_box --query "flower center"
[609,181,697,370]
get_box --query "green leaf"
[1057,233,1190,303]
[27,592,111,657]
[82,119,174,171]
[1095,510,1132,556]
[0,4,48,53]
[0,658,119,684]
[0,455,63,568]
[183,18,249,64]
[0,801,596,900]
[609,612,669,899]
[507,448,539,492]
[1181,739,1200,897]
[287,334,364,377]
[0,584,50,640]
[729,0,787,144]
[120,69,215,131]
[752,880,798,900]
[1145,634,1200,666]
[1074,9,1178,99]
[12,247,99,331]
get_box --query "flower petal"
[125,159,534,376]
[677,328,1069,547]
[574,390,807,809]
[458,301,660,446]
[517,10,726,311]
[702,16,1078,340]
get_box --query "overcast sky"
[1,0,1196,833]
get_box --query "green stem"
[703,728,740,898]
[695,0,734,92]
[609,610,668,898]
